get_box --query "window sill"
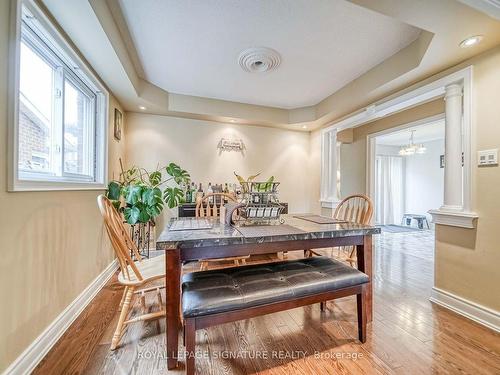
[428,209,478,229]
[9,179,107,192]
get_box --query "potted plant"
[106,160,190,225]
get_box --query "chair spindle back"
[97,195,144,282]
[334,194,373,225]
[195,193,236,218]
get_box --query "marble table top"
[156,214,380,250]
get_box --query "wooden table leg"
[356,235,373,322]
[166,248,181,369]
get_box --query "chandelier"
[399,130,426,156]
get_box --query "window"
[9,3,107,190]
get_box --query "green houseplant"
[106,160,190,225]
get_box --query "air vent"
[238,47,281,73]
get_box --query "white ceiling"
[376,120,445,146]
[118,0,421,109]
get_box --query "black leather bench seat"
[182,256,369,318]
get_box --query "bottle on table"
[223,183,229,203]
[207,182,213,204]
[191,182,196,203]
[196,183,203,204]
[185,181,192,203]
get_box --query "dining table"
[156,214,381,370]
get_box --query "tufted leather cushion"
[182,256,368,318]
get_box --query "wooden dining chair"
[97,195,166,350]
[334,194,373,266]
[196,193,250,270]
[306,194,373,266]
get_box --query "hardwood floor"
[33,230,500,374]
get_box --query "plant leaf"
[112,200,121,211]
[166,163,190,184]
[138,208,151,223]
[163,187,184,209]
[166,163,181,177]
[149,171,162,186]
[107,181,121,200]
[173,169,190,184]
[247,172,261,182]
[124,206,140,224]
[125,185,143,205]
[264,176,274,192]
[147,203,162,217]
[234,171,246,185]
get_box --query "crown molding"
[458,0,500,20]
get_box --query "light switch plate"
[478,149,498,166]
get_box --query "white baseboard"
[3,259,119,375]
[430,287,500,333]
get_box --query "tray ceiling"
[118,0,421,109]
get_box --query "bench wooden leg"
[320,301,326,311]
[357,286,367,343]
[185,318,196,375]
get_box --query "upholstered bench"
[181,256,369,374]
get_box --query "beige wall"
[330,47,500,312]
[125,113,313,228]
[435,46,500,311]
[0,0,125,371]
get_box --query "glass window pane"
[63,79,94,177]
[18,40,54,174]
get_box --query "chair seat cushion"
[182,256,368,318]
[118,254,165,285]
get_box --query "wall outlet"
[477,149,498,166]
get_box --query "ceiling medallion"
[238,47,281,73]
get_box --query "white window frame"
[7,0,108,191]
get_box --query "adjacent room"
[374,118,445,232]
[1,1,499,375]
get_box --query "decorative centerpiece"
[234,172,285,224]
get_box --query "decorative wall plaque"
[217,138,245,152]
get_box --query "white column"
[320,130,339,204]
[441,83,463,211]
[328,130,339,202]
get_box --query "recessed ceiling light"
[230,119,237,123]
[139,105,146,110]
[302,125,308,129]
[460,35,483,48]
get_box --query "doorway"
[370,116,445,232]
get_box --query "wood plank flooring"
[33,230,500,374]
